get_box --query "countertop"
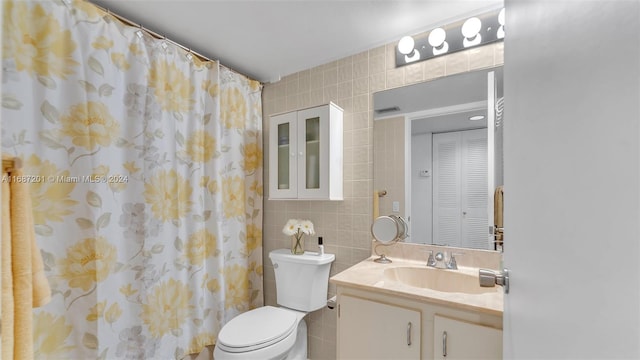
[330,256,504,316]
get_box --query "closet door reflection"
[433,129,488,249]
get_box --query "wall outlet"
[392,201,400,212]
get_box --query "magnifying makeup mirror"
[371,215,408,263]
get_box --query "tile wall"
[372,115,406,217]
[261,38,504,359]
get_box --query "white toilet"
[214,249,335,360]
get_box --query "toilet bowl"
[214,306,307,360]
[214,249,335,360]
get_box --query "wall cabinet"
[338,295,421,359]
[268,103,343,200]
[336,286,502,359]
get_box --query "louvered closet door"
[433,129,488,249]
[433,132,462,247]
[461,129,488,249]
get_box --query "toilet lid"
[217,306,298,352]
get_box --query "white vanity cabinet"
[336,286,502,360]
[337,295,421,359]
[268,103,343,200]
[433,315,502,359]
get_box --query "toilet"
[214,249,335,360]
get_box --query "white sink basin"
[383,266,495,295]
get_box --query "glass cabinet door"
[269,111,297,199]
[277,122,291,190]
[304,116,320,190]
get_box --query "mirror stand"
[373,247,393,264]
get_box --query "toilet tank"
[269,249,335,312]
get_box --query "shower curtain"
[1,0,263,358]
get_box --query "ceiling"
[89,0,502,83]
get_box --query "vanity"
[330,245,503,360]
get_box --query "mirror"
[371,215,408,244]
[373,66,504,251]
[370,215,408,263]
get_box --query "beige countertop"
[330,256,504,316]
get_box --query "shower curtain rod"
[89,2,263,85]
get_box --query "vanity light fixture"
[395,8,504,67]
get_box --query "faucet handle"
[446,252,463,270]
[426,250,436,267]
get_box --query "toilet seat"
[216,306,298,353]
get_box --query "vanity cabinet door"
[268,103,343,200]
[337,295,421,360]
[433,315,502,359]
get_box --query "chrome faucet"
[446,253,461,270]
[426,250,437,267]
[427,251,462,270]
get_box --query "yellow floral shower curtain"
[1,1,263,358]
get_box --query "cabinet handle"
[406,322,412,346]
[442,331,448,357]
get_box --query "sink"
[383,266,495,295]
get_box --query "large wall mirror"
[373,66,504,251]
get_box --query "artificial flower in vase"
[283,219,315,255]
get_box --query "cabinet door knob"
[299,151,303,156]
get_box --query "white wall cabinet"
[336,286,502,360]
[433,315,502,359]
[337,295,421,359]
[268,103,343,200]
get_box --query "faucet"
[426,250,437,267]
[427,251,462,270]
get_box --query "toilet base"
[284,319,307,360]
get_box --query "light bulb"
[497,8,506,39]
[428,27,448,55]
[462,17,482,47]
[398,36,415,55]
[428,28,446,47]
[462,17,482,38]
